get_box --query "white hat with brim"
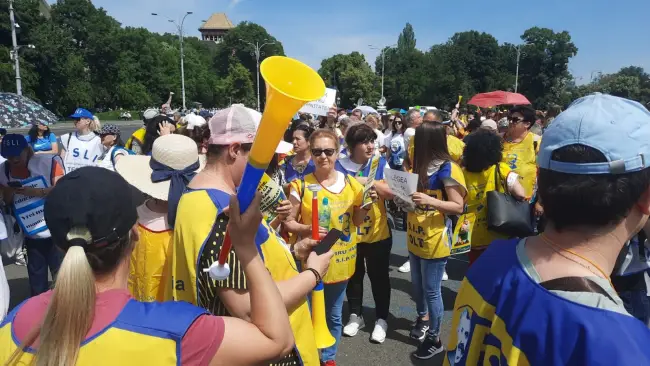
[115,134,204,201]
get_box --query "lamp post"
[369,44,397,102]
[152,11,193,110]
[515,45,522,93]
[239,39,275,111]
[8,0,33,96]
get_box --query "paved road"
[3,120,470,365]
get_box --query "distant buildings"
[199,13,234,43]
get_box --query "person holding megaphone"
[167,105,333,366]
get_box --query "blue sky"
[53,0,649,84]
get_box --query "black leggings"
[346,237,392,320]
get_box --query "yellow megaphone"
[312,282,336,348]
[249,56,326,168]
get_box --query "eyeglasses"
[395,120,403,124]
[311,148,336,157]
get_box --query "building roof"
[199,13,234,31]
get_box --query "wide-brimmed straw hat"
[115,134,203,201]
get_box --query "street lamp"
[369,44,397,103]
[514,45,526,93]
[152,11,193,110]
[8,0,32,96]
[238,38,276,111]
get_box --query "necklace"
[540,234,614,288]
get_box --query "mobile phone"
[314,229,343,255]
[7,181,22,188]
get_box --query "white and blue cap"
[537,93,650,175]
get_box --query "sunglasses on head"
[311,148,336,157]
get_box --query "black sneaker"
[409,317,430,340]
[413,335,444,360]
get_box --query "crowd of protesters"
[1,91,650,366]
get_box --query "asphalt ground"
[4,121,469,366]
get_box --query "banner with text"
[299,88,337,116]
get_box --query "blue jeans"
[321,281,348,362]
[409,253,447,337]
[25,237,63,296]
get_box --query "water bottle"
[319,197,331,230]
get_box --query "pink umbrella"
[467,91,531,108]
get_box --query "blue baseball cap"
[70,108,94,119]
[538,93,650,175]
[1,134,28,158]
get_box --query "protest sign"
[361,156,379,207]
[299,88,337,116]
[257,173,287,222]
[13,176,48,236]
[384,169,418,204]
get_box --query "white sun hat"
[115,134,203,201]
[210,104,293,154]
[185,114,207,130]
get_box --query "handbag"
[486,164,534,237]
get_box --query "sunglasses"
[395,120,403,124]
[311,148,336,157]
[509,116,525,123]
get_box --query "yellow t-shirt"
[291,172,364,283]
[129,224,173,302]
[502,132,540,197]
[408,134,465,165]
[407,161,468,259]
[168,188,319,366]
[453,163,513,251]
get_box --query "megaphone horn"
[210,56,325,280]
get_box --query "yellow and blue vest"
[502,132,540,197]
[407,161,467,259]
[125,127,146,151]
[128,224,173,302]
[453,163,512,251]
[0,299,207,365]
[336,157,391,244]
[284,155,316,184]
[292,173,364,284]
[168,188,319,366]
[445,239,650,365]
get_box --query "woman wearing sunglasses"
[386,114,406,171]
[285,129,378,366]
[501,106,541,198]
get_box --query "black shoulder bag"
[486,164,534,237]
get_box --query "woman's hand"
[301,225,327,239]
[305,249,334,279]
[158,121,174,136]
[16,187,44,198]
[366,187,379,202]
[228,192,264,254]
[534,201,544,217]
[293,238,317,262]
[274,200,292,221]
[411,192,435,207]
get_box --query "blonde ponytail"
[91,116,101,132]
[6,231,96,366]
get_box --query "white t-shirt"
[338,155,390,176]
[290,171,346,200]
[403,127,415,152]
[97,145,129,172]
[137,200,170,232]
[373,129,385,156]
[389,133,406,167]
[61,132,104,174]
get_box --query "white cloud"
[229,0,243,9]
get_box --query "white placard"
[385,169,418,204]
[12,176,48,236]
[299,88,337,116]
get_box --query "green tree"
[319,52,379,108]
[517,27,578,107]
[223,58,256,107]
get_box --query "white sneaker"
[398,261,411,273]
[370,319,388,344]
[343,314,364,337]
[442,270,449,281]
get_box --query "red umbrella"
[467,91,531,108]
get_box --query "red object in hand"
[311,195,319,240]
[218,232,232,265]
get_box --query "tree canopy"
[1,1,648,114]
